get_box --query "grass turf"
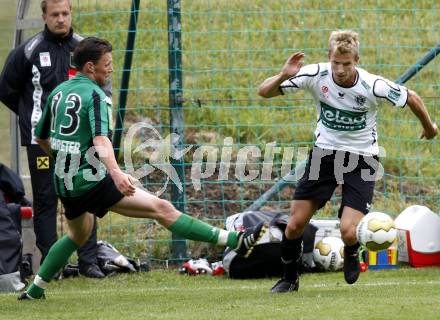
[1,266,440,320]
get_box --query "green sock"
[27,235,79,299]
[167,214,238,247]
[226,232,239,249]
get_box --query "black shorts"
[60,174,125,220]
[294,146,379,217]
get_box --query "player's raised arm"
[258,51,305,98]
[406,89,438,139]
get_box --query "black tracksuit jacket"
[0,25,82,146]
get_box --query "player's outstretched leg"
[271,234,302,293]
[18,213,92,301]
[343,242,361,284]
[18,235,80,300]
[112,189,267,256]
[167,213,266,257]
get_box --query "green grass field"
[1,267,440,320]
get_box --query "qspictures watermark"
[54,122,386,196]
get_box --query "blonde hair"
[328,30,360,57]
[41,0,72,14]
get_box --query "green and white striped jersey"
[35,73,113,197]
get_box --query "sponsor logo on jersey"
[36,156,50,169]
[320,101,367,131]
[387,90,401,102]
[39,52,51,67]
[361,80,371,90]
[338,92,345,98]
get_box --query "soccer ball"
[313,236,344,271]
[356,211,397,251]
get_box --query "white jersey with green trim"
[279,62,408,155]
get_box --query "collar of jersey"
[43,25,74,43]
[74,73,99,86]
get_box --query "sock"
[281,233,303,281]
[167,213,238,247]
[27,236,79,299]
[226,232,238,249]
[345,242,360,255]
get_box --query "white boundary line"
[38,279,440,296]
[4,279,440,297]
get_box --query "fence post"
[395,44,440,84]
[113,0,140,159]
[167,0,187,261]
[10,0,31,175]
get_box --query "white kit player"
[258,29,438,293]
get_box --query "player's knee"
[68,230,91,247]
[285,220,306,238]
[153,199,176,221]
[340,223,357,244]
[68,220,94,246]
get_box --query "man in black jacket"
[0,0,104,278]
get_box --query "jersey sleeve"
[35,93,53,140]
[88,89,111,138]
[372,77,408,108]
[279,63,320,95]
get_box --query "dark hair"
[41,0,72,14]
[73,37,112,70]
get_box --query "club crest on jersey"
[355,95,366,107]
[39,52,51,67]
[320,101,367,131]
[320,85,330,99]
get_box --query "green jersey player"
[37,68,113,197]
[19,37,266,300]
[258,30,438,293]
